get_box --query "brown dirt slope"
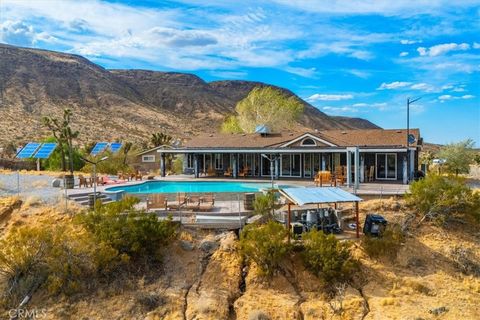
[0,44,378,145]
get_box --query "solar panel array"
[16,142,41,159]
[109,142,122,153]
[34,143,57,159]
[90,142,109,156]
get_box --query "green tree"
[239,221,290,276]
[220,115,243,133]
[42,109,79,174]
[151,132,173,148]
[437,139,475,176]
[223,87,304,133]
[253,190,281,220]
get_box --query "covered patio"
[279,187,363,239]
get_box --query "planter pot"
[65,174,75,189]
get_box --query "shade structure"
[280,187,362,206]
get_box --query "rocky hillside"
[0,44,378,145]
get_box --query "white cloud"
[377,81,412,90]
[410,83,436,92]
[473,42,480,49]
[209,70,248,79]
[462,94,475,99]
[438,94,475,101]
[452,87,466,92]
[439,94,452,100]
[0,20,36,46]
[346,69,371,79]
[285,66,317,78]
[417,42,470,56]
[307,94,354,102]
[399,51,409,57]
[322,106,358,113]
[400,39,421,45]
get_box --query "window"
[214,153,223,169]
[187,154,194,169]
[142,155,155,162]
[280,154,301,177]
[301,138,316,146]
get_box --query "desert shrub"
[76,197,177,260]
[449,246,480,276]
[253,190,282,220]
[0,222,117,307]
[406,174,480,224]
[239,221,290,276]
[362,224,404,260]
[302,230,358,283]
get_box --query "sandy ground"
[0,197,479,320]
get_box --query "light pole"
[261,154,279,189]
[407,97,421,183]
[81,156,108,211]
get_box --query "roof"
[280,187,363,206]
[181,128,420,149]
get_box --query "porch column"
[160,153,166,177]
[193,154,199,178]
[409,149,415,181]
[321,154,326,171]
[402,156,408,184]
[354,147,360,190]
[346,150,352,187]
[276,157,280,178]
[360,154,365,183]
[233,154,238,178]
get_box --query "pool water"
[105,181,289,194]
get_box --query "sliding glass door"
[376,153,397,180]
[280,154,301,177]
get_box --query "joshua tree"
[122,141,133,165]
[42,109,79,174]
[151,132,173,148]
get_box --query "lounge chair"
[185,195,200,211]
[238,166,249,177]
[199,193,215,211]
[147,194,167,211]
[207,166,216,177]
[135,171,143,181]
[101,176,126,185]
[167,193,187,210]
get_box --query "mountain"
[0,44,379,145]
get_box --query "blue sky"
[1,0,479,145]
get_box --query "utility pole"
[407,97,421,183]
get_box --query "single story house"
[136,128,422,186]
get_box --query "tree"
[220,115,243,133]
[437,139,475,176]
[223,87,304,133]
[42,109,79,174]
[151,132,173,148]
[122,141,133,166]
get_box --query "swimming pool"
[105,180,290,194]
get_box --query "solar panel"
[33,143,57,159]
[109,142,122,153]
[90,142,109,156]
[16,142,41,159]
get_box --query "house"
[136,128,422,185]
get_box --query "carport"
[279,187,363,239]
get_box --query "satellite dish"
[408,134,416,144]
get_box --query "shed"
[279,187,363,238]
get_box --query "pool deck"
[67,175,410,198]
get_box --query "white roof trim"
[280,133,337,147]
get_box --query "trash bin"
[363,214,387,236]
[244,193,255,210]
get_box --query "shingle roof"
[182,128,420,149]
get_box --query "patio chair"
[207,166,216,177]
[199,193,215,211]
[368,166,375,181]
[238,166,249,177]
[314,171,332,186]
[135,171,143,181]
[167,193,188,210]
[186,195,200,211]
[147,194,168,211]
[224,167,232,177]
[78,175,90,188]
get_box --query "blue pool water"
[105,181,289,194]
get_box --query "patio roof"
[280,187,362,206]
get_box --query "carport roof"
[280,187,362,206]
